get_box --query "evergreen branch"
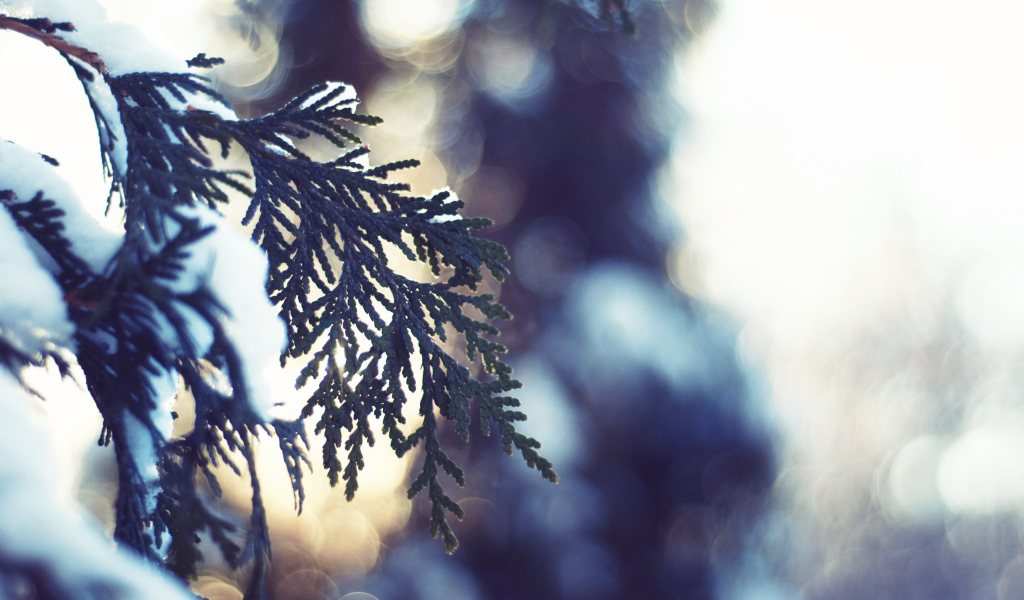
[8,23,554,578]
[222,82,557,551]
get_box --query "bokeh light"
[672,0,1024,596]
[360,0,474,50]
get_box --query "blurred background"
[4,0,1024,598]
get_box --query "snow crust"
[0,366,194,599]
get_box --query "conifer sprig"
[225,81,557,552]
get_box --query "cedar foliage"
[0,12,556,598]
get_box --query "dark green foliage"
[3,191,91,289]
[0,190,81,376]
[187,53,226,69]
[224,81,559,552]
[5,19,554,598]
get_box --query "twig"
[0,15,106,73]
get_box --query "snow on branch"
[0,366,194,600]
[0,14,105,72]
[0,0,556,594]
[0,191,71,362]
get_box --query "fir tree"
[0,2,555,598]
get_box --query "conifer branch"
[0,18,556,585]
